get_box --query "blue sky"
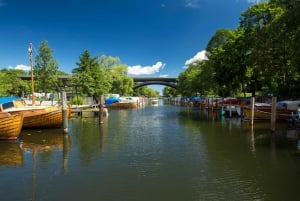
[0,0,263,81]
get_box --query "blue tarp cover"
[0,97,22,104]
[105,97,120,105]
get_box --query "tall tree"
[34,40,59,96]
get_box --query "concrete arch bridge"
[132,77,178,89]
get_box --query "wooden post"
[250,97,255,126]
[99,96,104,124]
[229,101,232,118]
[270,96,277,132]
[62,91,68,133]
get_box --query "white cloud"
[185,0,200,8]
[184,50,208,66]
[128,61,165,75]
[7,64,31,71]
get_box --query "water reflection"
[69,117,108,164]
[178,108,300,200]
[19,129,71,174]
[0,141,23,167]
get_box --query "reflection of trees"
[179,109,299,200]
[70,118,109,165]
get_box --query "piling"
[62,91,68,133]
[250,97,255,126]
[270,96,277,131]
[229,101,232,118]
[98,96,104,124]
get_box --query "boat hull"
[106,102,138,109]
[243,106,295,121]
[0,112,23,140]
[2,100,71,128]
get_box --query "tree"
[110,64,134,96]
[134,86,159,97]
[163,86,177,97]
[0,69,29,97]
[72,50,107,98]
[34,40,59,96]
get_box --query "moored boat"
[0,99,70,128]
[243,103,296,121]
[150,98,159,105]
[106,101,138,109]
[105,95,139,109]
[0,112,23,140]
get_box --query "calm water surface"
[1,102,300,201]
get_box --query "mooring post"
[250,97,255,126]
[270,96,277,132]
[99,96,104,124]
[229,100,232,118]
[62,91,68,133]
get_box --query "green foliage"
[34,40,59,93]
[134,86,159,97]
[177,0,300,98]
[163,86,177,97]
[68,96,83,105]
[0,69,29,97]
[72,51,134,99]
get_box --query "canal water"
[1,102,300,201]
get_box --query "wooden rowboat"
[0,112,23,140]
[243,105,295,121]
[1,100,71,128]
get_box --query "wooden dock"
[71,107,99,117]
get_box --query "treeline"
[175,0,300,99]
[0,41,159,99]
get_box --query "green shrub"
[69,96,83,105]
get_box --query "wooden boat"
[243,104,296,121]
[105,96,139,109]
[0,112,23,140]
[0,99,71,128]
[106,101,138,109]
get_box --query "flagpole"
[28,43,35,105]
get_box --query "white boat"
[151,99,159,105]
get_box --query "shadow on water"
[178,107,300,153]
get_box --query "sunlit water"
[1,102,300,201]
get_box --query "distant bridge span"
[18,75,178,89]
[132,77,178,89]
